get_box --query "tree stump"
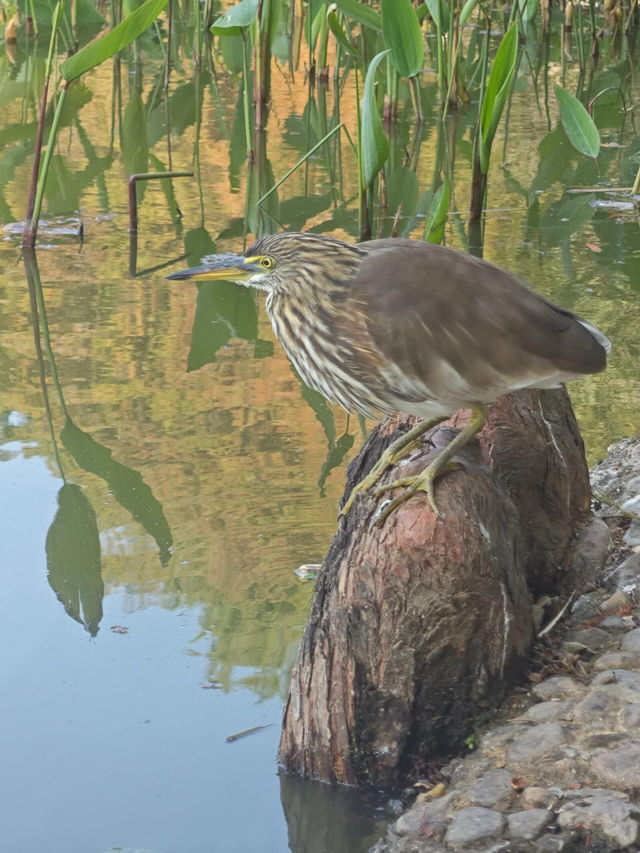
[279,388,593,787]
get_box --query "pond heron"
[166,233,609,525]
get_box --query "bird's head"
[165,232,365,294]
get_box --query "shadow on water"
[280,774,390,853]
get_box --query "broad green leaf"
[424,0,450,32]
[327,0,382,32]
[381,0,423,79]
[555,85,600,159]
[425,177,450,243]
[327,7,361,59]
[478,23,518,173]
[459,0,479,27]
[60,0,168,81]
[361,50,390,187]
[211,0,258,34]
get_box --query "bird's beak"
[164,253,261,282]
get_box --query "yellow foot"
[372,460,460,527]
[340,440,421,516]
[340,417,448,519]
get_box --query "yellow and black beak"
[164,253,262,282]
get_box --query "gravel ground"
[372,437,640,853]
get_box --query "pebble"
[520,786,558,810]
[592,651,640,671]
[572,687,625,723]
[531,676,586,702]
[621,703,640,727]
[443,806,504,848]
[517,700,573,724]
[506,808,551,840]
[470,769,513,810]
[565,627,610,651]
[557,791,639,847]
[592,668,640,691]
[506,723,566,764]
[394,791,456,837]
[592,744,640,791]
[600,589,631,614]
[621,627,640,652]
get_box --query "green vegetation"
[3,0,638,249]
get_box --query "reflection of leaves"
[278,193,333,231]
[539,194,595,247]
[317,431,355,493]
[122,91,148,191]
[187,280,258,371]
[18,0,106,40]
[386,166,418,221]
[61,418,173,565]
[46,483,103,637]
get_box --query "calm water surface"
[1,21,639,853]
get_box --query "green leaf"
[555,85,601,159]
[424,0,450,32]
[459,0,479,27]
[211,0,258,34]
[424,177,450,243]
[327,0,382,32]
[381,0,423,79]
[327,7,361,59]
[60,0,168,81]
[361,50,390,187]
[478,23,519,173]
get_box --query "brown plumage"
[166,232,609,522]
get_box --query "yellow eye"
[260,256,274,269]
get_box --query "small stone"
[621,627,640,652]
[531,676,586,702]
[557,792,639,847]
[394,791,457,837]
[572,688,624,723]
[521,787,558,809]
[565,627,610,651]
[517,701,573,724]
[592,652,640,671]
[599,614,628,628]
[480,724,528,752]
[570,593,602,626]
[610,553,640,588]
[600,590,631,614]
[507,723,566,764]
[623,520,640,548]
[592,668,640,691]
[591,744,640,791]
[443,807,504,849]
[566,517,611,584]
[535,837,567,851]
[507,809,551,841]
[471,770,513,810]
[621,703,640,728]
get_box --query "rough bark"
[279,388,593,788]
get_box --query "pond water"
[1,12,639,853]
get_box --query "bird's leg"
[373,404,488,526]
[341,416,448,517]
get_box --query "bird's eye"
[260,256,274,269]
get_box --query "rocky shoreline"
[373,437,640,853]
